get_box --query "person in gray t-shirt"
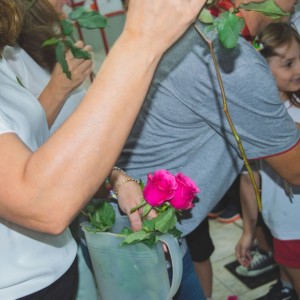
[117,1,300,299]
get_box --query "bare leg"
[255,226,273,253]
[282,265,300,298]
[193,259,213,299]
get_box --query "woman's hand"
[123,0,207,55]
[46,41,93,99]
[39,40,93,127]
[39,41,93,127]
[50,40,93,96]
[110,169,156,232]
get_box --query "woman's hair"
[18,0,62,72]
[257,22,300,107]
[0,0,25,51]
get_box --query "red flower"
[217,0,235,11]
[169,173,200,210]
[143,170,178,207]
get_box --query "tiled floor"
[209,218,275,300]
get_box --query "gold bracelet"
[112,166,126,174]
[114,178,140,196]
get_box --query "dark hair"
[257,22,300,107]
[0,0,25,51]
[18,0,62,72]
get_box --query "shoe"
[217,208,240,223]
[235,249,276,277]
[255,280,297,300]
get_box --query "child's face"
[268,38,300,94]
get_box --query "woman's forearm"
[2,0,206,233]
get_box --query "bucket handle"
[158,234,183,300]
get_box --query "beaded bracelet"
[114,178,140,196]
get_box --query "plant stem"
[193,22,262,210]
[81,210,89,218]
[130,199,147,213]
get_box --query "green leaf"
[55,41,71,79]
[70,9,108,30]
[69,7,86,20]
[142,218,155,232]
[216,12,244,48]
[154,207,177,233]
[141,233,157,247]
[61,19,74,36]
[239,0,290,19]
[120,227,133,235]
[198,8,214,24]
[121,230,151,245]
[89,201,116,232]
[42,37,59,47]
[65,40,92,60]
[168,227,182,239]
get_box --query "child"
[236,22,300,300]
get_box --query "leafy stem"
[43,7,107,79]
[193,22,262,210]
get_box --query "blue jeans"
[168,250,206,300]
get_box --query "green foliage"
[69,8,108,29]
[215,12,245,49]
[55,41,71,79]
[198,8,214,24]
[61,19,74,36]
[121,205,181,247]
[154,207,177,233]
[43,7,107,78]
[239,0,290,19]
[198,8,244,48]
[199,0,291,49]
[84,201,116,232]
[85,200,182,247]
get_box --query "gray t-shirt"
[118,23,299,235]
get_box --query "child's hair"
[17,0,62,73]
[257,22,300,107]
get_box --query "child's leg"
[273,238,300,297]
[282,266,300,297]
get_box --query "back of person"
[118,21,298,235]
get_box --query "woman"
[0,0,205,298]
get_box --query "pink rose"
[143,170,178,206]
[169,173,200,210]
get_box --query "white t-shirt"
[3,46,86,134]
[0,58,77,299]
[261,101,300,240]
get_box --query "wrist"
[117,32,162,66]
[108,166,140,197]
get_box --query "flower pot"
[81,216,183,300]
